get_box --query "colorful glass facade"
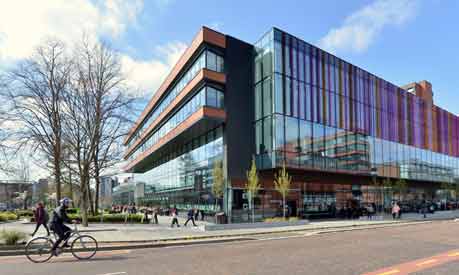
[254,28,459,183]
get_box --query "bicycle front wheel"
[71,235,98,260]
[25,237,54,263]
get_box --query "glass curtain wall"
[127,86,224,161]
[127,49,224,149]
[254,28,459,184]
[136,126,224,211]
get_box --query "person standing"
[153,207,159,225]
[366,204,374,220]
[194,208,199,221]
[171,208,180,228]
[200,209,205,221]
[398,202,402,219]
[184,208,197,226]
[392,203,400,220]
[31,202,50,236]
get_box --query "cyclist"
[50,197,76,256]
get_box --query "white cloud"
[0,0,143,62]
[121,41,187,97]
[319,0,418,54]
[0,0,186,180]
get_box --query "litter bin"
[215,212,227,224]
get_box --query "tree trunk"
[88,182,95,216]
[282,195,286,219]
[94,158,101,215]
[69,169,74,208]
[251,197,255,223]
[54,151,61,203]
[80,174,89,227]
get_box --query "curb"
[0,220,437,257]
[0,237,253,257]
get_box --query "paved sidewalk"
[1,210,458,244]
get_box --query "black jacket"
[51,205,71,226]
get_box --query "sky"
[0,0,458,180]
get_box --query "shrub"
[16,210,34,218]
[66,208,79,214]
[0,230,26,245]
[0,212,18,222]
[66,213,143,223]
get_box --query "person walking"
[184,208,197,226]
[31,202,50,236]
[392,203,400,220]
[171,208,180,228]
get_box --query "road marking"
[376,270,400,275]
[95,272,127,275]
[416,259,437,266]
[447,252,459,257]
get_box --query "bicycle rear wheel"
[25,237,54,263]
[71,235,98,260]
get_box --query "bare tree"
[62,38,134,225]
[0,40,71,202]
[85,41,134,215]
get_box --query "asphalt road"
[1,220,458,275]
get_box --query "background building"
[0,180,33,209]
[124,27,459,221]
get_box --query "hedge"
[67,213,144,223]
[0,213,18,222]
[15,210,34,218]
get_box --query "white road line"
[96,272,127,275]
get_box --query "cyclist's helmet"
[60,197,71,206]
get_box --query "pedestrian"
[194,208,199,221]
[392,203,400,220]
[143,209,149,224]
[200,209,205,221]
[171,208,180,228]
[398,203,402,219]
[184,208,197,226]
[367,204,374,220]
[31,202,50,236]
[153,207,159,224]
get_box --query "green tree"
[440,182,454,200]
[392,178,408,202]
[274,164,292,219]
[212,160,225,211]
[381,177,392,210]
[246,158,260,223]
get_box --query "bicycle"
[25,223,98,263]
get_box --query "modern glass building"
[124,27,459,221]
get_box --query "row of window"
[127,86,224,161]
[254,29,459,157]
[255,74,457,155]
[127,50,224,149]
[136,127,223,192]
[255,115,459,183]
